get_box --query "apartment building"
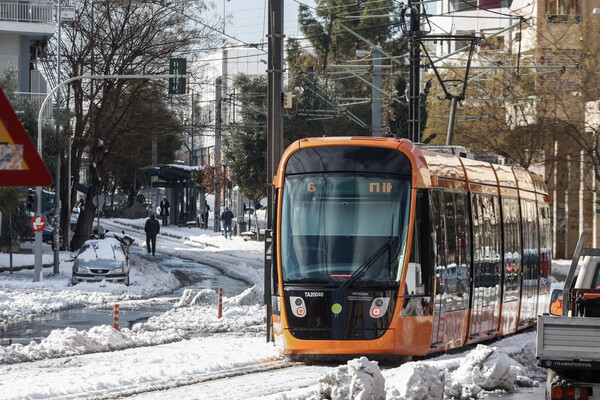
[0,0,56,111]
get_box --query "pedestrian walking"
[144,213,160,256]
[204,200,210,229]
[159,196,170,226]
[221,207,234,239]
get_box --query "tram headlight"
[290,296,307,318]
[369,297,390,319]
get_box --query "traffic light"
[26,192,34,212]
[227,179,232,189]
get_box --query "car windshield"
[281,173,411,287]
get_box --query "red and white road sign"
[30,216,46,232]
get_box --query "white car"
[71,235,133,285]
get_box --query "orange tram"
[267,137,552,359]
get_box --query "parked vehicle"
[536,233,600,400]
[71,232,134,285]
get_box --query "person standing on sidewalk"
[159,197,170,226]
[220,207,234,239]
[144,213,160,256]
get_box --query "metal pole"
[9,212,13,274]
[214,77,222,233]
[67,135,72,250]
[372,49,382,137]
[52,0,62,274]
[408,0,422,143]
[446,96,458,146]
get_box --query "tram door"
[430,190,470,349]
[469,194,501,338]
[518,199,539,327]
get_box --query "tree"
[297,0,398,71]
[55,0,218,249]
[224,75,268,208]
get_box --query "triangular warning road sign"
[0,85,53,187]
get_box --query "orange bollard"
[113,304,120,330]
[218,288,223,319]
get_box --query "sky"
[0,216,572,399]
[208,0,317,46]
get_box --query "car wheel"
[125,276,130,286]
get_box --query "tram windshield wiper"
[338,236,394,291]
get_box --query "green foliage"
[298,1,398,70]
[0,204,32,247]
[224,75,268,205]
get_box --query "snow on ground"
[107,217,265,286]
[0,220,558,399]
[0,254,181,328]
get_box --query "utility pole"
[407,0,422,143]
[52,0,62,273]
[265,0,284,343]
[214,77,222,233]
[372,49,382,137]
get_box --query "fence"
[0,1,54,23]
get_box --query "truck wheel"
[545,369,556,400]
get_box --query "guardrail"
[0,1,54,23]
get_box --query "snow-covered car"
[71,236,133,285]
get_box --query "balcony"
[14,92,54,119]
[0,1,54,23]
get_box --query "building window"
[545,0,581,22]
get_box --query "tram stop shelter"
[142,164,199,226]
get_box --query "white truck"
[537,233,600,400]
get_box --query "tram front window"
[281,174,411,287]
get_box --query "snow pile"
[447,345,516,398]
[386,362,444,400]
[0,324,189,364]
[384,337,542,399]
[143,286,265,334]
[174,288,218,307]
[318,357,386,400]
[269,332,544,400]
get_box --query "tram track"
[85,358,306,399]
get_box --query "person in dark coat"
[221,207,234,239]
[159,197,170,226]
[144,213,160,255]
[203,200,210,229]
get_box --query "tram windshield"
[281,173,412,287]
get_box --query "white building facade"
[0,0,56,109]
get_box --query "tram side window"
[455,193,470,292]
[521,199,540,284]
[502,197,521,300]
[407,189,434,296]
[538,203,552,278]
[431,190,446,295]
[472,194,501,290]
[445,192,457,293]
[471,194,483,286]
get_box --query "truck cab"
[539,234,600,400]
